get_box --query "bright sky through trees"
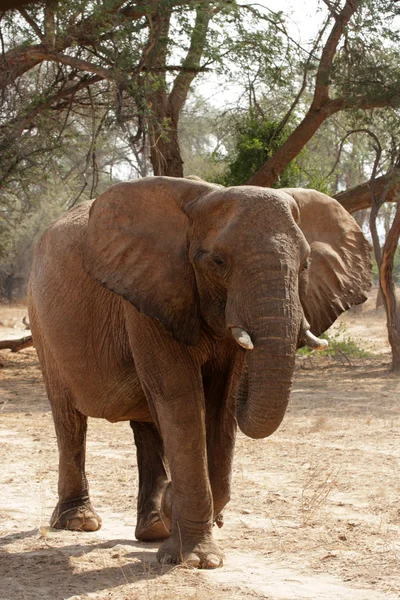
[195,0,325,107]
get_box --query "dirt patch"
[1,299,400,599]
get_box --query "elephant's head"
[83,177,371,439]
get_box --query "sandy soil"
[1,296,400,600]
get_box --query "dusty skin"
[1,294,400,600]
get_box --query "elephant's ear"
[83,176,213,345]
[283,188,372,336]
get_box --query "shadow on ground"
[0,528,173,599]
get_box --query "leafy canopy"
[216,112,302,188]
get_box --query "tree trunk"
[375,288,384,311]
[148,95,184,177]
[379,204,400,372]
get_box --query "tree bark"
[379,205,400,372]
[144,3,211,177]
[148,98,184,176]
[334,171,400,214]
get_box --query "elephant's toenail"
[84,517,100,531]
[67,518,83,530]
[207,554,222,568]
[185,553,201,568]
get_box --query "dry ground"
[1,295,400,600]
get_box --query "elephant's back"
[32,200,93,270]
[29,200,95,317]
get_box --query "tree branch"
[246,0,362,187]
[0,1,192,91]
[273,13,331,141]
[26,49,117,81]
[326,128,384,180]
[334,170,400,213]
[0,74,102,183]
[0,336,33,352]
[368,130,383,266]
[246,0,400,188]
[44,0,56,48]
[169,2,212,117]
[18,7,44,40]
[328,91,400,112]
[312,0,359,108]
[379,201,400,371]
[321,0,341,19]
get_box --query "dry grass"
[307,415,328,432]
[300,464,339,525]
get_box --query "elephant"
[28,176,371,569]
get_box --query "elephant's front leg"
[128,319,222,568]
[152,382,222,568]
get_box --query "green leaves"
[217,112,302,188]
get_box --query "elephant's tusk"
[231,327,254,350]
[305,330,328,351]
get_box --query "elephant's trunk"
[235,335,295,439]
[228,269,300,439]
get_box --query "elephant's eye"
[302,259,310,271]
[212,255,225,266]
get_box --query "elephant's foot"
[50,499,102,531]
[157,533,223,569]
[135,513,170,541]
[135,481,172,542]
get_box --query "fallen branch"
[0,336,34,352]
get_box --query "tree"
[246,0,400,206]
[1,0,291,300]
[0,104,135,300]
[0,1,218,181]
[0,0,289,184]
[364,129,400,372]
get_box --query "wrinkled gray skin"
[28,177,371,569]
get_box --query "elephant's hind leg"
[130,421,171,541]
[42,364,101,532]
